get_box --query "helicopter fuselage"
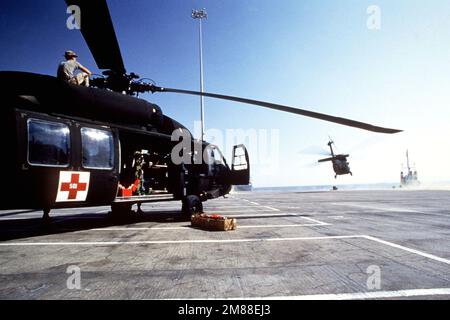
[318,141,352,178]
[0,72,250,214]
[332,158,351,176]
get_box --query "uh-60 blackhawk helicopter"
[318,140,352,179]
[0,0,402,220]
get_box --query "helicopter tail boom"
[318,157,335,163]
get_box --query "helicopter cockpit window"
[27,119,70,167]
[81,127,114,170]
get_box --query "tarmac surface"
[0,190,449,300]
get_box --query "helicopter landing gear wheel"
[182,195,203,216]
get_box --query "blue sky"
[1,0,450,187]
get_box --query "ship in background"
[400,150,420,187]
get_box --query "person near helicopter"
[57,50,92,86]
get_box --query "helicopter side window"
[27,119,70,167]
[81,127,114,170]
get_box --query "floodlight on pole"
[191,8,207,141]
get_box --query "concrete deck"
[0,190,449,299]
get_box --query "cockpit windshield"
[205,145,228,167]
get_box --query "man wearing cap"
[57,50,92,86]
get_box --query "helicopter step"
[110,194,176,218]
[113,193,175,204]
[110,193,203,217]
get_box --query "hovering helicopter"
[318,140,352,179]
[0,0,402,220]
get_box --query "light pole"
[191,8,207,141]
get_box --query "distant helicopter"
[0,0,401,221]
[318,140,352,178]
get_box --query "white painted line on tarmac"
[0,235,362,246]
[299,216,329,226]
[140,206,262,211]
[90,215,329,231]
[238,223,325,229]
[362,235,450,265]
[91,226,189,231]
[225,212,303,218]
[193,207,272,216]
[263,206,280,212]
[204,205,261,209]
[90,222,327,232]
[334,202,450,218]
[332,203,421,213]
[204,208,279,213]
[249,201,260,205]
[181,288,450,300]
[3,234,448,266]
[93,226,177,231]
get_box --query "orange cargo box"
[191,214,237,231]
[122,188,133,197]
[119,179,140,197]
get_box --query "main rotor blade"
[299,145,330,156]
[154,87,402,134]
[65,0,126,74]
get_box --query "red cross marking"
[60,173,87,200]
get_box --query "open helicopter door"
[230,145,250,185]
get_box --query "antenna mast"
[406,150,411,172]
